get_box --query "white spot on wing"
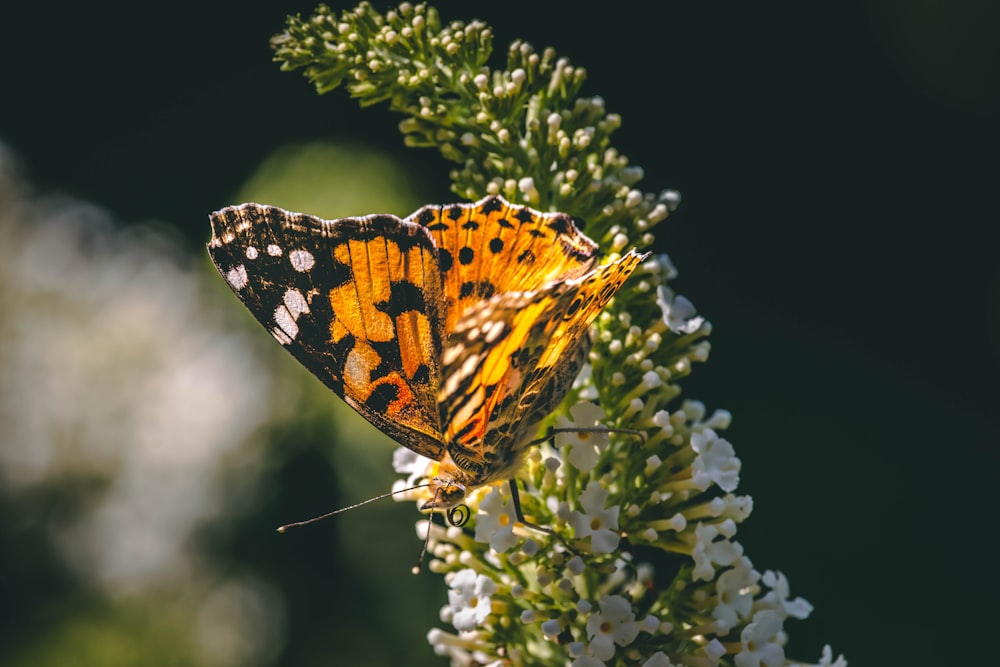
[483,321,505,343]
[225,265,249,290]
[267,244,282,256]
[245,246,258,259]
[289,249,315,272]
[271,327,292,345]
[273,305,299,340]
[283,289,309,319]
[344,347,373,388]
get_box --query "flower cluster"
[273,1,677,250]
[273,3,845,665]
[391,288,840,666]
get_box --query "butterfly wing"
[438,248,647,482]
[407,196,601,330]
[208,203,448,460]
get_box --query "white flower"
[656,285,704,334]
[392,446,429,476]
[474,486,519,553]
[556,402,610,473]
[692,523,743,581]
[447,569,496,632]
[690,429,741,492]
[571,362,599,400]
[787,645,848,667]
[390,446,436,502]
[712,558,758,628]
[585,595,639,661]
[0,168,289,592]
[642,652,675,667]
[570,482,620,554]
[734,610,786,667]
[571,657,605,667]
[759,570,814,620]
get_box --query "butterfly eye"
[440,483,466,507]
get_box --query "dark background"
[2,1,997,664]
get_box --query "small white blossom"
[656,286,704,335]
[734,610,786,667]
[788,645,848,667]
[642,652,674,667]
[640,614,661,633]
[570,482,620,554]
[713,559,758,627]
[692,523,743,581]
[474,486,519,553]
[585,595,639,661]
[571,363,599,400]
[391,447,436,502]
[690,429,741,492]
[392,446,429,476]
[760,570,814,620]
[447,569,495,632]
[556,402,610,473]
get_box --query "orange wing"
[438,249,647,484]
[407,195,601,330]
[208,204,448,460]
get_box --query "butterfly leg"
[507,477,556,537]
[532,425,647,444]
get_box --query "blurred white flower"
[447,568,496,632]
[642,652,675,667]
[0,152,296,662]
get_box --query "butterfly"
[208,194,644,524]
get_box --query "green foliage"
[273,2,676,250]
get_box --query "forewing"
[407,195,601,330]
[438,249,647,481]
[208,203,447,460]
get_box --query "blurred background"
[0,1,996,665]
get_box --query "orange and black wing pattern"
[407,195,601,330]
[208,203,448,460]
[437,248,647,483]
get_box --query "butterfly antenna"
[412,517,434,575]
[276,483,432,533]
[411,485,450,574]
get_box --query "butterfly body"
[208,195,644,510]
